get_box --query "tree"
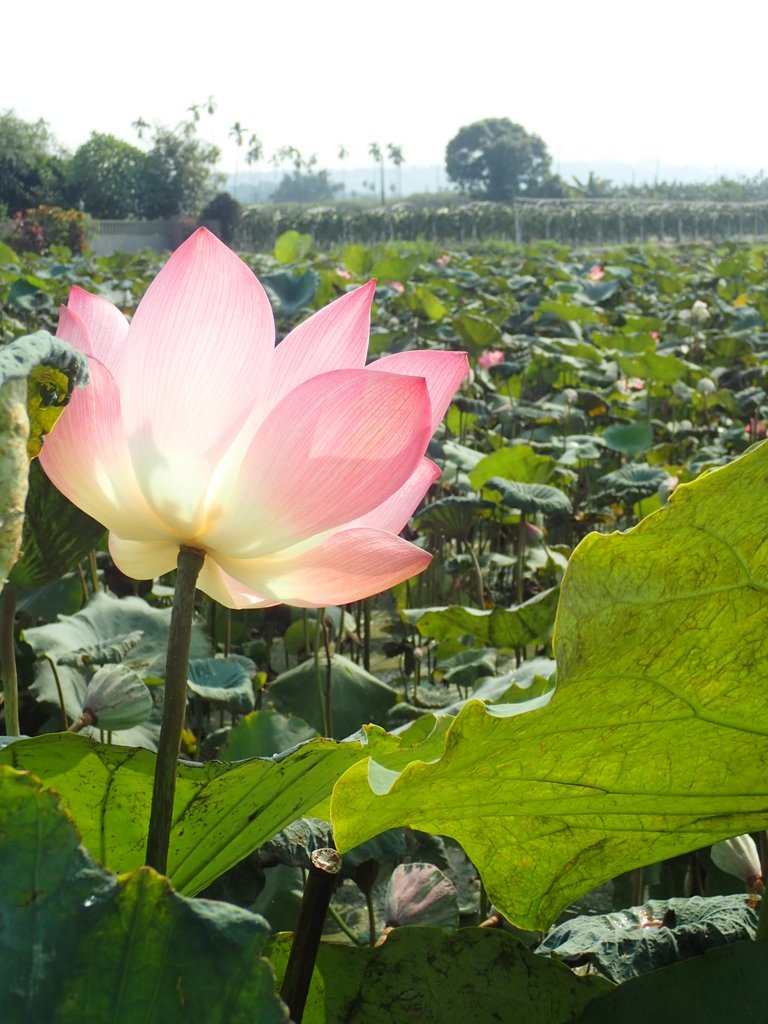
[368,142,385,203]
[246,134,263,168]
[198,192,241,245]
[132,116,150,141]
[387,143,405,196]
[0,111,67,214]
[271,169,342,203]
[229,121,248,193]
[445,118,555,201]
[67,133,147,218]
[140,126,221,218]
[569,171,615,198]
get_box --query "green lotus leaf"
[601,420,654,455]
[0,768,285,1024]
[268,927,610,1024]
[331,442,768,929]
[483,477,573,515]
[402,588,559,649]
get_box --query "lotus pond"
[2,233,768,1022]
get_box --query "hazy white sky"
[6,0,766,178]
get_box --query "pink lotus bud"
[478,349,504,370]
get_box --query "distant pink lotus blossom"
[650,331,660,343]
[436,254,451,267]
[746,419,767,438]
[335,267,352,280]
[478,349,504,370]
[390,281,405,294]
[586,264,605,281]
[617,376,645,393]
[40,229,468,609]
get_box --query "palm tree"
[246,134,263,168]
[338,144,349,196]
[229,121,248,193]
[387,143,405,197]
[132,116,150,141]
[368,142,385,204]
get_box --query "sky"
[5,0,767,183]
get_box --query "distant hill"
[224,165,451,203]
[223,159,767,203]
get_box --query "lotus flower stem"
[67,708,96,733]
[87,549,99,593]
[464,539,485,608]
[757,886,768,943]
[0,585,19,735]
[42,654,68,730]
[280,847,342,1022]
[363,598,371,671]
[516,512,527,606]
[145,545,205,874]
[320,611,334,736]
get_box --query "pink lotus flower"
[617,376,645,393]
[41,229,468,609]
[586,264,604,281]
[477,349,504,370]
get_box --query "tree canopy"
[67,134,147,219]
[271,169,342,203]
[0,111,66,215]
[139,127,221,219]
[445,118,560,201]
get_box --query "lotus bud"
[711,834,763,890]
[691,299,710,322]
[563,388,578,405]
[69,664,153,732]
[672,381,693,401]
[658,476,679,504]
[477,349,504,370]
[697,377,716,396]
[384,863,459,931]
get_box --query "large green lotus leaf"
[573,942,767,1024]
[273,228,311,264]
[220,710,318,759]
[24,591,212,724]
[370,252,421,282]
[187,656,255,713]
[597,462,667,502]
[483,477,573,514]
[414,495,495,539]
[536,299,605,326]
[452,312,502,348]
[539,895,757,984]
[332,443,768,929]
[261,269,319,317]
[269,653,398,739]
[268,927,611,1024]
[402,587,559,648]
[601,421,654,456]
[469,443,557,489]
[0,768,286,1024]
[616,350,684,383]
[0,729,400,895]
